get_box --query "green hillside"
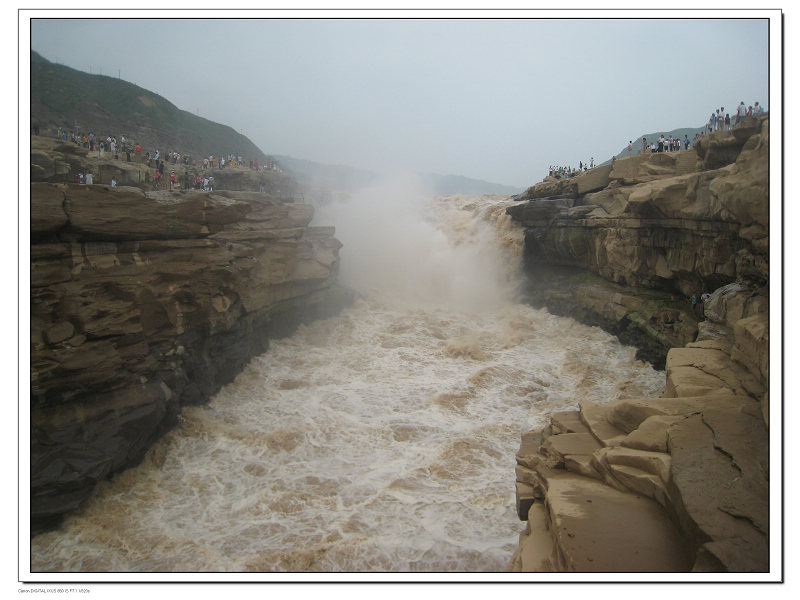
[30,51,267,161]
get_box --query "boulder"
[573,164,613,194]
[578,400,627,446]
[620,415,681,453]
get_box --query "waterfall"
[31,181,663,573]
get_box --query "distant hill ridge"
[275,155,522,196]
[31,51,522,196]
[603,126,708,166]
[31,51,268,162]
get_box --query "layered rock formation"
[506,115,770,573]
[509,114,768,368]
[30,182,352,530]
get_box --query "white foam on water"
[30,184,664,573]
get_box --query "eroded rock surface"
[507,116,770,573]
[508,319,769,572]
[509,115,769,369]
[30,182,353,529]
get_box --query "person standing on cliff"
[628,141,632,158]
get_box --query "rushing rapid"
[30,180,664,573]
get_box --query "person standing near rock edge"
[628,141,632,158]
[736,101,747,125]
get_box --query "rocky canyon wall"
[506,115,771,573]
[508,114,768,368]
[30,183,353,530]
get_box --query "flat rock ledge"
[507,302,769,573]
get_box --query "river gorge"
[30,189,667,572]
[28,114,771,575]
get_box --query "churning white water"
[30,178,664,573]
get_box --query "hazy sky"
[29,13,772,189]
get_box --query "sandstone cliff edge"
[506,114,770,573]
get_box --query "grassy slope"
[31,51,267,161]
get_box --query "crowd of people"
[706,101,765,134]
[641,134,691,154]
[546,99,766,179]
[54,126,282,190]
[549,157,595,178]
